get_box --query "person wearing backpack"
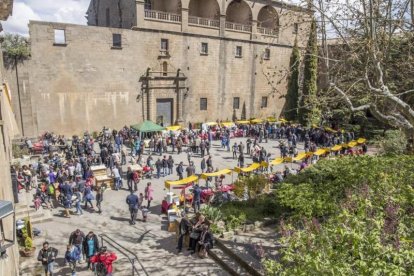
[46,183,55,209]
[65,244,81,276]
[90,246,117,276]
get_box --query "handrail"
[99,233,149,276]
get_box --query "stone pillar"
[251,20,258,40]
[136,0,145,28]
[220,14,226,37]
[181,8,189,32]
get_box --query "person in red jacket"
[90,246,117,276]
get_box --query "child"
[33,195,42,211]
[141,207,149,222]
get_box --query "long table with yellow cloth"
[164,175,199,189]
[234,163,261,173]
[200,169,232,179]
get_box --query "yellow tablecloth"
[201,169,232,179]
[234,163,261,173]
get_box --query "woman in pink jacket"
[144,182,154,208]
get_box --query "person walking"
[126,167,134,192]
[200,158,206,174]
[83,231,99,270]
[111,166,122,190]
[37,241,58,276]
[90,246,117,276]
[145,182,154,209]
[126,191,139,225]
[167,155,174,175]
[155,158,162,179]
[69,229,85,262]
[232,142,238,159]
[95,188,103,214]
[193,184,202,213]
[176,162,184,180]
[74,189,83,216]
[65,244,81,276]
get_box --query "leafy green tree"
[1,33,30,136]
[299,20,320,126]
[284,39,301,122]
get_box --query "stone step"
[215,239,263,276]
[209,246,251,276]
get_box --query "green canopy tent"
[131,120,165,139]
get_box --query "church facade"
[15,0,311,136]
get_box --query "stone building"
[14,0,311,136]
[0,1,22,275]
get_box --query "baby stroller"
[142,165,153,179]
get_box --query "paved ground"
[18,136,353,275]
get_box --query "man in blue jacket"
[126,191,139,225]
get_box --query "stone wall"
[0,40,20,276]
[23,19,308,136]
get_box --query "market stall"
[130,120,165,140]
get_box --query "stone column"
[136,0,145,28]
[220,14,226,37]
[251,20,258,40]
[181,8,189,32]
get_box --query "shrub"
[378,130,407,155]
[24,237,33,250]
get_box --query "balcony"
[225,22,252,33]
[188,16,220,29]
[257,27,279,37]
[144,9,182,23]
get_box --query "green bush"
[265,155,414,275]
[378,130,407,155]
[24,236,33,250]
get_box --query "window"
[293,23,298,34]
[161,39,169,51]
[264,48,270,60]
[162,62,168,76]
[201,42,208,55]
[261,96,268,108]
[200,98,208,111]
[235,46,242,58]
[144,0,152,10]
[112,34,122,48]
[54,29,66,45]
[233,97,240,109]
[106,8,110,27]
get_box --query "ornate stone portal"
[139,68,188,126]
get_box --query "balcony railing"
[144,9,182,23]
[257,27,279,37]
[225,21,252,33]
[188,16,220,28]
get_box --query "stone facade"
[0,1,21,274]
[14,0,311,136]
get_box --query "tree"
[1,33,30,136]
[284,39,301,122]
[298,19,319,126]
[310,0,414,145]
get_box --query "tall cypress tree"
[299,20,320,126]
[284,39,301,121]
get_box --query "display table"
[91,165,113,190]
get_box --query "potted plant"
[19,236,36,257]
[19,218,36,257]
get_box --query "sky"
[1,0,90,36]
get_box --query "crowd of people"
[37,229,117,276]
[13,121,368,272]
